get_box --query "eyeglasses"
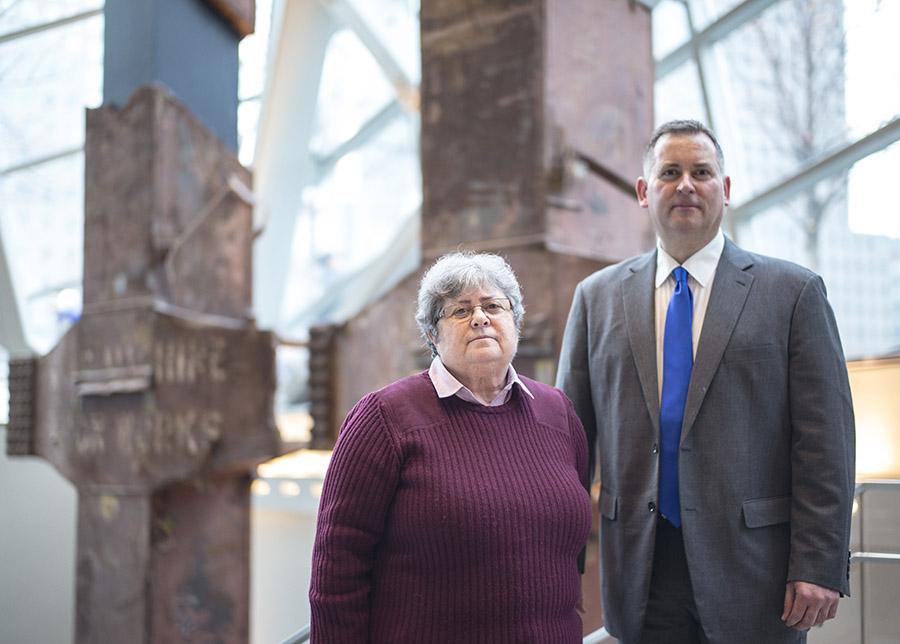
[440,298,512,321]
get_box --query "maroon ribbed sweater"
[309,371,591,643]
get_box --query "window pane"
[733,168,900,360]
[652,0,691,60]
[283,113,420,323]
[238,0,274,101]
[848,141,900,240]
[845,0,900,139]
[654,60,706,127]
[705,0,848,200]
[0,12,103,169]
[309,27,397,157]
[685,0,747,31]
[0,0,101,35]
[345,0,420,84]
[0,152,84,353]
[238,97,261,167]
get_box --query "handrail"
[281,482,900,644]
[853,478,900,644]
[852,552,900,564]
[583,626,614,643]
[279,624,309,644]
[279,624,613,643]
[855,479,900,496]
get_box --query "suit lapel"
[681,239,755,442]
[623,250,660,435]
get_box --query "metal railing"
[582,626,615,643]
[279,624,613,644]
[280,624,309,644]
[853,479,900,644]
[282,481,899,644]
[854,480,900,567]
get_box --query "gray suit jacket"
[557,239,855,644]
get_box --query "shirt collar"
[655,228,725,288]
[428,355,535,406]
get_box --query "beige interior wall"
[848,357,900,479]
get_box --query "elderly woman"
[308,252,591,643]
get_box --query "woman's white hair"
[415,251,525,357]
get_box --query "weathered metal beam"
[7,86,280,644]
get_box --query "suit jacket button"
[648,502,657,513]
[651,443,659,454]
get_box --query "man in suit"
[557,120,855,644]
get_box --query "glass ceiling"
[0,1,101,354]
[652,0,900,359]
[0,0,898,371]
[1,5,896,639]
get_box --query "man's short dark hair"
[642,119,725,176]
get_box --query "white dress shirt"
[428,355,535,406]
[654,229,725,400]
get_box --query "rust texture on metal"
[544,0,655,262]
[75,493,153,642]
[85,86,254,320]
[420,1,545,254]
[6,357,36,456]
[150,476,251,643]
[202,0,256,38]
[11,85,279,643]
[308,324,340,450]
[331,272,425,428]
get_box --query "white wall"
[0,426,77,644]
[0,435,321,644]
[251,501,318,644]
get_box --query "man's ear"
[635,177,649,208]
[723,175,732,206]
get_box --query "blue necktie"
[659,266,693,528]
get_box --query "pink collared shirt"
[428,356,535,406]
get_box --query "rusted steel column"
[308,325,340,450]
[420,0,653,260]
[7,86,279,643]
[420,2,546,254]
[543,0,655,260]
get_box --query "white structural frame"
[4,0,898,346]
[0,6,104,356]
[656,0,900,225]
